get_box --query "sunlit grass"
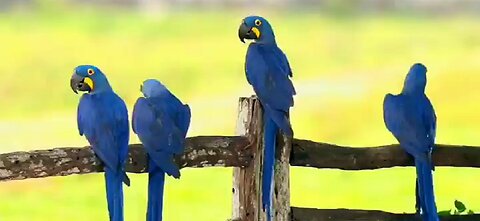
[0,7,480,221]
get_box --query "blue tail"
[415,159,439,221]
[105,169,124,221]
[147,161,166,221]
[415,178,423,214]
[263,115,277,221]
[149,151,181,179]
[265,107,293,137]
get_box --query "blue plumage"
[72,65,130,221]
[383,63,438,221]
[133,79,191,221]
[239,16,295,221]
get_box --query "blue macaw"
[383,63,439,221]
[238,16,295,220]
[132,79,191,221]
[70,65,130,221]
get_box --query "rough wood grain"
[273,133,292,221]
[291,207,480,221]
[232,97,259,221]
[290,139,480,169]
[251,98,267,221]
[0,136,251,182]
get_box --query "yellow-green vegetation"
[0,6,479,221]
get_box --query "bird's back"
[383,93,434,158]
[133,95,189,155]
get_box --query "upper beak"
[70,73,93,94]
[238,22,259,43]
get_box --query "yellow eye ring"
[87,69,95,76]
[255,19,262,26]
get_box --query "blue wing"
[383,94,432,159]
[162,92,191,140]
[279,49,293,77]
[246,43,295,135]
[78,93,130,173]
[132,96,188,156]
[132,97,156,136]
[176,104,191,139]
[423,97,436,149]
[246,44,295,111]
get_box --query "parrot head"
[403,63,427,94]
[140,79,168,98]
[238,16,275,44]
[70,65,111,94]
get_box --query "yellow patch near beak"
[251,27,261,39]
[84,77,94,91]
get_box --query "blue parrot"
[70,65,130,221]
[132,79,191,221]
[238,16,295,220]
[383,63,439,221]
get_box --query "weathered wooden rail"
[0,97,479,221]
[290,208,480,221]
[2,137,480,181]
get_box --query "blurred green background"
[0,0,480,220]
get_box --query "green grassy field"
[0,6,480,220]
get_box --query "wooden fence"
[0,97,479,221]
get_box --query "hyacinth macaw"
[132,79,191,221]
[383,63,439,221]
[238,16,295,220]
[70,65,130,221]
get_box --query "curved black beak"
[238,21,258,43]
[70,73,92,94]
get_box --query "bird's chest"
[83,99,117,137]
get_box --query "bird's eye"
[255,19,262,26]
[87,69,95,76]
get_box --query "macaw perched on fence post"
[70,65,130,221]
[383,63,439,221]
[132,79,191,221]
[238,15,296,221]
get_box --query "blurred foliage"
[439,200,474,216]
[0,4,479,221]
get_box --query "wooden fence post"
[231,96,291,221]
[274,127,292,220]
[232,96,261,221]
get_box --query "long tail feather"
[123,173,131,186]
[147,162,166,221]
[263,115,277,221]
[415,178,423,214]
[149,152,181,179]
[265,107,293,137]
[105,169,124,221]
[415,159,439,221]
